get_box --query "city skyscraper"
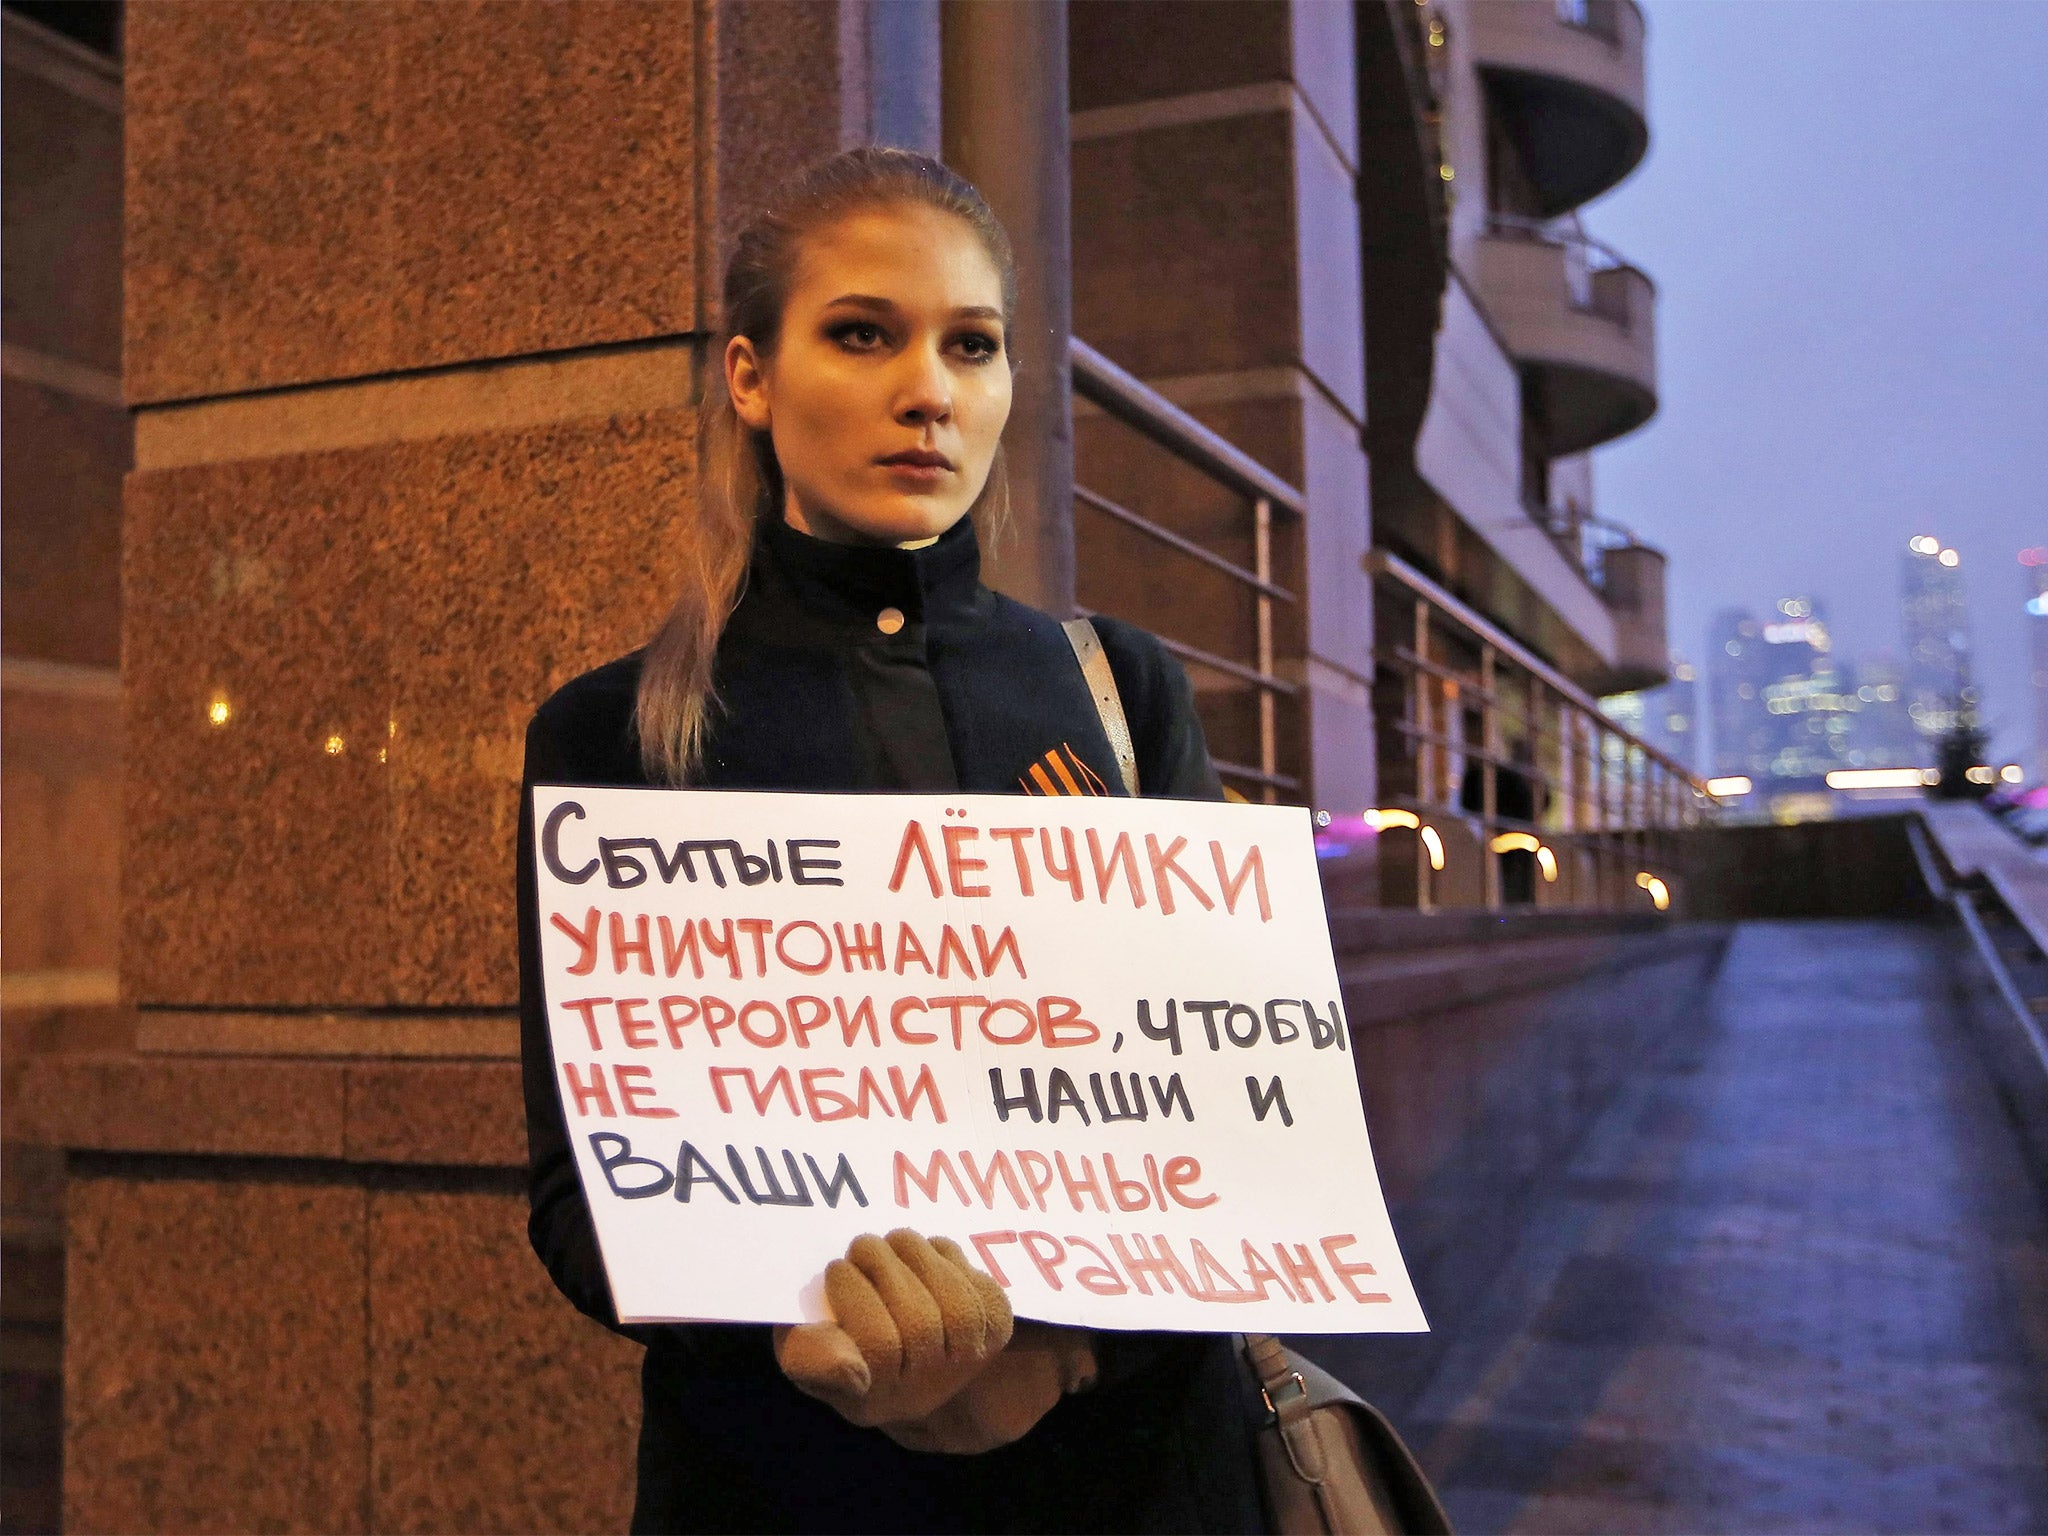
[1706,597,1919,802]
[1849,654,1923,770]
[1902,537,1975,743]
[1707,608,1775,778]
[1601,658,1700,774]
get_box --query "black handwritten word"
[1246,1075,1293,1126]
[549,911,1025,983]
[589,1133,868,1209]
[988,1068,1192,1125]
[557,993,1096,1053]
[887,820,1271,922]
[968,1230,1389,1305]
[1136,997,1347,1055]
[892,1147,1215,1215]
[542,801,842,889]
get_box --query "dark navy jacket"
[517,514,1266,1534]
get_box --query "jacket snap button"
[876,607,906,635]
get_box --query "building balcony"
[1470,219,1657,455]
[1591,537,1670,693]
[1469,0,1648,216]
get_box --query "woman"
[517,147,1266,1534]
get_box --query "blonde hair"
[635,147,1019,786]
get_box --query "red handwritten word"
[549,912,1026,983]
[559,1062,678,1119]
[887,821,1272,922]
[555,993,1097,1052]
[891,1148,1214,1214]
[968,1231,1389,1305]
[709,1064,945,1123]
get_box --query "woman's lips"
[881,463,948,487]
[877,452,954,485]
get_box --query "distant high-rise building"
[1600,658,1700,774]
[1754,598,1858,781]
[1709,598,1879,787]
[2025,546,2048,783]
[1902,537,1975,743]
[1849,654,1923,769]
[1707,608,1775,778]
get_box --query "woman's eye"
[832,322,885,350]
[955,332,1001,363]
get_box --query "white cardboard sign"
[533,787,1425,1335]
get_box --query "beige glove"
[774,1230,1013,1428]
[877,1322,1099,1455]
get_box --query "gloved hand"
[774,1230,1013,1429]
[877,1322,1099,1455]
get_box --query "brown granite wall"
[15,2,912,1529]
[2,10,130,1532]
[1068,0,1376,815]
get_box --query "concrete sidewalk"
[1405,920,2048,1534]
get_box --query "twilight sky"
[1582,0,2045,768]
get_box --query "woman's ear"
[726,335,772,432]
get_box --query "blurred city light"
[1419,826,1446,871]
[1824,768,1926,790]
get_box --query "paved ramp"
[1407,921,2048,1534]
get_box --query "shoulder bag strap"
[1061,616,1139,796]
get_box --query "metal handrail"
[1070,338,1305,518]
[1069,336,1302,802]
[1072,484,1295,603]
[1073,607,1299,698]
[1484,212,1633,274]
[1367,547,1706,793]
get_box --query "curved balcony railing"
[1471,215,1657,455]
[1469,0,1648,215]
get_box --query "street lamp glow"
[1909,535,1940,555]
[1938,548,1960,567]
[1419,826,1446,871]
[1705,775,1752,797]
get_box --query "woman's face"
[727,203,1012,548]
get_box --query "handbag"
[1242,1334,1453,1535]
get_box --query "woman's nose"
[894,344,953,425]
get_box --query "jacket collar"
[753,512,986,632]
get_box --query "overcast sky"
[1584,0,2045,768]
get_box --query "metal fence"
[1368,548,1709,911]
[1069,338,1301,803]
